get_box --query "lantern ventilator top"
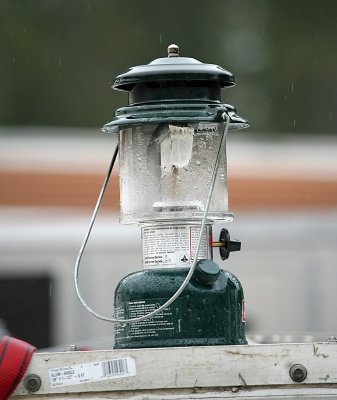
[103,44,248,133]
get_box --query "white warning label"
[142,225,211,269]
[49,357,136,387]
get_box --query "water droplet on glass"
[195,160,201,166]
[293,119,296,126]
[194,185,198,190]
[220,174,225,180]
[137,157,142,162]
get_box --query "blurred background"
[0,0,336,350]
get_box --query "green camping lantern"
[102,44,248,348]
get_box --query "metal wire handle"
[74,113,230,324]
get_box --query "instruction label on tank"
[49,357,136,387]
[142,225,211,269]
[115,298,182,341]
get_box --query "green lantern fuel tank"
[114,260,247,349]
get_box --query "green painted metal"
[112,55,235,92]
[114,260,247,349]
[103,103,248,133]
[102,47,249,134]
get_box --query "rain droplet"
[195,160,201,166]
[291,83,294,93]
[293,119,296,127]
[194,185,198,190]
[220,174,225,180]
[137,157,142,162]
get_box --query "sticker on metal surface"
[142,225,211,269]
[49,357,136,387]
[115,298,183,341]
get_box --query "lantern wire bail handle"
[74,113,230,324]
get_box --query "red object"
[0,336,36,400]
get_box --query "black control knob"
[218,228,241,260]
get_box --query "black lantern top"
[103,44,248,133]
[113,44,235,102]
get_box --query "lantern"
[94,44,248,348]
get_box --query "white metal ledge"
[12,342,337,399]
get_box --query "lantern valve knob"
[212,228,241,261]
